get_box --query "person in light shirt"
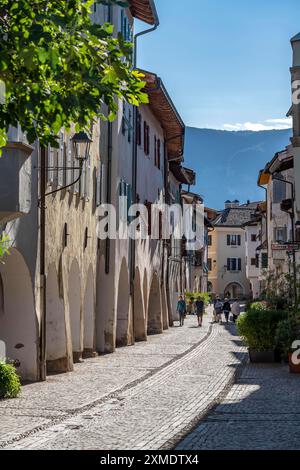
[231,299,241,323]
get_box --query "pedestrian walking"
[214,297,223,324]
[222,298,231,323]
[231,299,241,323]
[195,297,205,327]
[187,298,195,315]
[176,296,186,327]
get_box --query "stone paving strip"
[1,312,247,450]
[176,363,300,450]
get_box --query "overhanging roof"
[170,163,195,185]
[140,69,185,161]
[129,0,158,25]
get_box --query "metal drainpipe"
[130,10,159,334]
[105,4,113,274]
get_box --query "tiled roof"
[213,207,256,227]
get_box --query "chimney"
[225,200,232,209]
[232,199,240,208]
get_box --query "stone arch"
[116,258,130,347]
[0,249,38,381]
[68,259,83,362]
[224,282,244,300]
[147,273,163,335]
[46,263,70,373]
[83,265,95,358]
[134,268,146,342]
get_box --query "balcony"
[0,126,33,224]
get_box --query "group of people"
[176,296,205,327]
[213,297,241,324]
[176,295,241,328]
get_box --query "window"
[208,235,212,246]
[144,121,150,155]
[251,234,257,242]
[157,139,161,169]
[261,253,268,269]
[273,176,286,203]
[274,227,287,243]
[154,135,157,165]
[251,258,257,266]
[207,258,212,271]
[227,234,241,246]
[227,258,242,272]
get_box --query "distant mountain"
[184,127,292,209]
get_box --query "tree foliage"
[0,0,148,149]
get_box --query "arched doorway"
[147,273,163,335]
[0,249,38,381]
[116,258,130,347]
[224,282,244,300]
[134,268,146,342]
[68,259,82,363]
[46,264,70,373]
[83,266,95,357]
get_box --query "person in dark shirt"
[222,298,231,323]
[195,297,205,327]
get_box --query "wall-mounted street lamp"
[71,131,92,163]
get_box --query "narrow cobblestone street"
[0,310,247,450]
[1,309,299,451]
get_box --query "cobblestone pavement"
[0,309,248,450]
[177,362,300,450]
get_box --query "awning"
[129,0,158,25]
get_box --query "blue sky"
[136,0,300,131]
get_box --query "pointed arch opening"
[46,263,70,373]
[116,258,130,347]
[68,259,82,363]
[134,268,146,342]
[83,265,96,358]
[147,273,163,335]
[0,249,38,381]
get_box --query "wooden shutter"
[227,258,231,271]
[238,259,242,271]
[227,235,231,246]
[238,235,241,246]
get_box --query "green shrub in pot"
[0,361,21,399]
[237,309,287,352]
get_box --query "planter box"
[249,349,275,363]
[289,353,300,374]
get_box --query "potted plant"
[0,360,21,399]
[275,318,300,373]
[237,308,287,363]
